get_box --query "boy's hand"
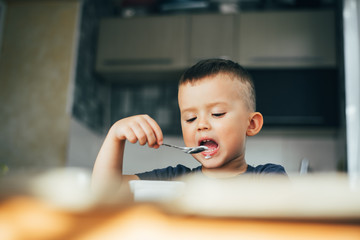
[111,114,163,148]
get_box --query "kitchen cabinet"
[189,14,235,64]
[236,10,336,68]
[96,10,337,81]
[96,15,188,81]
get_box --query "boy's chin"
[197,157,223,169]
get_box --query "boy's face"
[178,74,252,169]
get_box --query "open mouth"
[199,138,219,157]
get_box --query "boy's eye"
[212,112,226,117]
[186,117,197,123]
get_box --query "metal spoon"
[162,143,208,154]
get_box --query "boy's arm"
[92,127,133,191]
[92,115,163,192]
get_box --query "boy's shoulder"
[136,164,202,181]
[246,163,287,175]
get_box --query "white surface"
[246,133,338,173]
[129,180,185,202]
[66,118,105,168]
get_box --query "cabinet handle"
[250,56,324,62]
[103,59,173,66]
[192,56,231,64]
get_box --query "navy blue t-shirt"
[136,163,287,181]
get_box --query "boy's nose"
[197,118,211,131]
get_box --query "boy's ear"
[246,112,263,136]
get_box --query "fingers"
[131,120,153,146]
[114,115,163,148]
[143,114,163,146]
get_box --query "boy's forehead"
[178,75,245,106]
[178,74,242,95]
[180,73,238,86]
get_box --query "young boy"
[92,59,286,187]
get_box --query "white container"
[129,180,185,202]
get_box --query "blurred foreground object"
[0,170,359,239]
[172,174,360,220]
[0,167,131,211]
[0,163,9,176]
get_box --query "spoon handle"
[162,143,188,151]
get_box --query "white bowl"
[129,180,185,202]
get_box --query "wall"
[67,117,105,169]
[0,1,80,169]
[343,0,360,182]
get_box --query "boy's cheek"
[182,128,195,145]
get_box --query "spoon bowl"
[162,143,208,154]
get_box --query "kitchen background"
[0,0,358,176]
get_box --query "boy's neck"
[201,161,248,179]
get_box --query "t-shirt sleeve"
[246,163,287,175]
[135,164,193,181]
[261,163,287,175]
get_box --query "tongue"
[203,140,218,150]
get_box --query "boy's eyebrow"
[180,102,230,113]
